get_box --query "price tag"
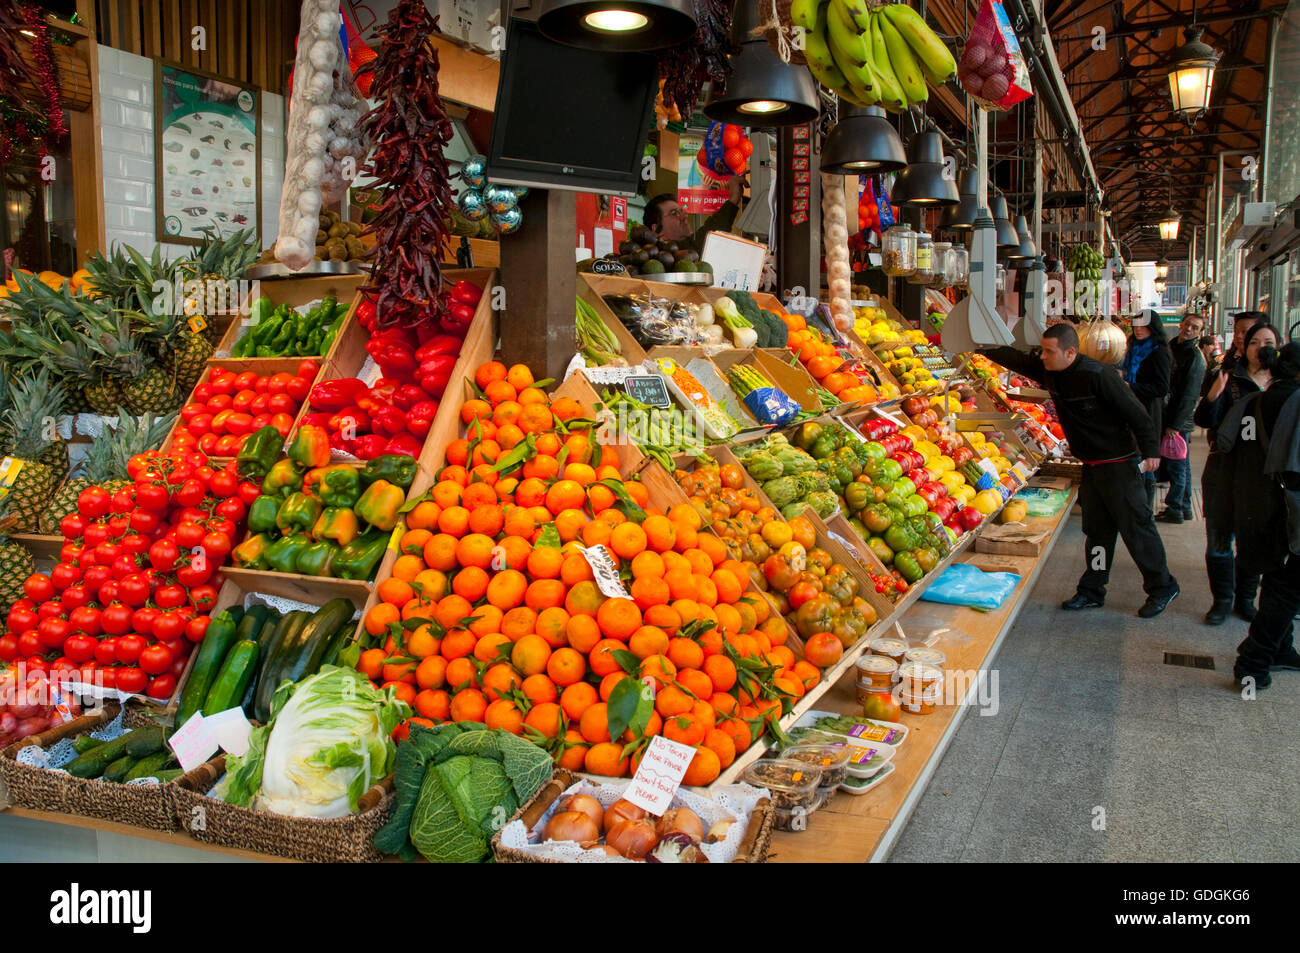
[0,456,26,504]
[187,314,208,334]
[624,735,697,815]
[203,707,254,757]
[623,375,671,409]
[168,712,219,772]
[580,544,631,599]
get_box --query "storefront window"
[1266,0,1300,206]
[0,142,76,273]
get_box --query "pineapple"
[39,409,175,534]
[79,309,180,415]
[0,499,35,617]
[182,227,259,332]
[154,307,215,392]
[0,369,67,533]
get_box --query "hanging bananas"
[802,0,957,112]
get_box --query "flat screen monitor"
[486,18,657,197]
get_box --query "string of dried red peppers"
[358,0,454,330]
[657,0,734,115]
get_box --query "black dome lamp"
[1004,213,1037,261]
[537,0,697,51]
[892,131,960,207]
[939,165,980,231]
[989,193,1019,249]
[703,0,820,125]
[820,105,907,174]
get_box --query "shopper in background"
[1216,343,1300,689]
[1195,319,1278,624]
[982,324,1180,618]
[1121,310,1171,510]
[1157,312,1207,523]
[1200,334,1223,376]
[643,175,746,252]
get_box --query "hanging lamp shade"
[1156,257,1170,279]
[1003,214,1036,261]
[939,166,980,231]
[1167,26,1219,118]
[1159,208,1181,242]
[703,0,819,125]
[989,193,1019,248]
[537,0,697,51]
[820,105,907,173]
[892,132,960,207]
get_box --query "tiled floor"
[890,444,1300,863]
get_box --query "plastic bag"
[742,387,802,427]
[958,0,1034,111]
[1160,430,1188,460]
[919,563,1021,610]
[1014,486,1071,517]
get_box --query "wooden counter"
[767,490,1076,863]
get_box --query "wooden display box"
[644,345,764,435]
[211,273,367,368]
[709,347,824,414]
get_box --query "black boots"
[1234,569,1260,622]
[1205,554,1235,625]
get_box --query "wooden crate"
[549,371,650,476]
[211,273,367,368]
[709,347,825,415]
[645,345,763,435]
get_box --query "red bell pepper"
[371,404,407,437]
[418,353,458,398]
[329,408,371,435]
[355,299,378,333]
[415,336,462,363]
[440,301,475,338]
[450,280,482,306]
[329,429,358,454]
[353,434,389,460]
[405,400,439,439]
[384,433,424,458]
[391,384,426,411]
[309,378,368,413]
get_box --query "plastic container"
[883,224,917,277]
[790,709,910,747]
[869,637,908,664]
[908,232,935,285]
[899,686,941,715]
[903,647,947,669]
[742,759,822,811]
[839,761,896,795]
[930,241,952,288]
[855,654,899,691]
[781,743,852,788]
[856,683,894,707]
[898,660,944,694]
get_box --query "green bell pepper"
[354,480,405,531]
[261,458,305,498]
[265,534,311,573]
[314,507,360,547]
[305,465,361,507]
[232,533,273,570]
[295,539,340,576]
[276,492,323,533]
[360,454,419,489]
[335,531,387,581]
[247,494,281,534]
[236,426,284,480]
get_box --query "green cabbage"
[217,666,409,819]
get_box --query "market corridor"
[891,440,1300,863]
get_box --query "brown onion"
[560,794,604,831]
[543,811,600,846]
[604,797,648,832]
[982,73,1011,102]
[962,43,988,69]
[655,807,704,844]
[606,819,659,859]
[706,819,735,844]
[600,845,623,857]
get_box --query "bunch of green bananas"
[794,0,957,111]
[1067,244,1106,317]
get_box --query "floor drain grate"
[1163,652,1216,670]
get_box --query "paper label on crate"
[580,544,631,599]
[168,713,220,772]
[0,456,25,503]
[203,707,254,757]
[625,735,697,815]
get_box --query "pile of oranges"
[354,361,809,785]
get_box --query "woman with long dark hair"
[1122,310,1171,509]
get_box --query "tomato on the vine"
[185,615,210,643]
[94,637,118,665]
[129,509,161,535]
[100,602,133,635]
[172,479,206,507]
[188,585,219,612]
[62,633,96,664]
[135,483,170,513]
[60,513,88,540]
[37,600,66,621]
[145,674,177,700]
[116,634,146,665]
[61,585,92,611]
[106,515,131,539]
[209,469,239,499]
[115,666,148,694]
[60,542,84,565]
[118,574,152,608]
[140,643,174,676]
[215,497,246,524]
[152,610,187,643]
[200,531,232,562]
[154,584,187,610]
[148,539,180,572]
[237,481,261,505]
[120,532,151,556]
[175,561,212,588]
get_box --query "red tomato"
[110,486,136,514]
[188,414,213,437]
[206,393,234,414]
[185,615,210,643]
[197,432,220,455]
[83,522,110,548]
[146,674,177,700]
[68,605,101,635]
[106,515,131,539]
[61,585,92,611]
[253,376,270,394]
[152,610,187,643]
[115,666,148,694]
[208,373,236,396]
[149,539,181,571]
[188,585,220,612]
[172,479,205,508]
[37,617,70,649]
[17,630,42,657]
[116,634,147,665]
[209,469,239,499]
[175,561,213,588]
[192,382,213,403]
[62,633,96,664]
[269,413,295,436]
[23,574,54,602]
[267,393,297,415]
[286,376,311,402]
[98,580,121,604]
[37,600,66,621]
[268,372,294,394]
[234,372,259,392]
[225,412,255,436]
[60,512,88,540]
[214,497,246,524]
[0,634,19,662]
[174,520,206,549]
[207,518,238,541]
[200,532,232,562]
[214,434,242,456]
[153,584,186,610]
[94,637,119,665]
[111,553,139,580]
[50,562,81,591]
[101,602,134,636]
[231,389,257,412]
[298,359,320,379]
[170,431,198,452]
[118,574,152,608]
[134,482,170,513]
[179,402,206,424]
[140,643,174,676]
[131,607,160,638]
[98,667,118,690]
[93,542,122,565]
[7,604,37,634]
[237,481,262,505]
[120,533,151,556]
[249,393,270,416]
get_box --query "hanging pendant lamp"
[1004,214,1037,261]
[537,0,697,51]
[989,193,1019,249]
[820,105,907,173]
[1167,26,1220,121]
[892,131,959,207]
[1159,208,1181,242]
[939,166,980,231]
[704,0,819,125]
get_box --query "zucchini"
[282,599,355,687]
[202,640,260,715]
[123,724,166,759]
[236,604,274,645]
[253,611,310,722]
[64,726,150,779]
[124,751,172,782]
[71,735,103,754]
[103,754,137,783]
[176,609,242,727]
[226,604,245,626]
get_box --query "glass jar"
[882,224,916,277]
[995,263,1007,293]
[930,241,953,288]
[908,231,935,285]
[950,245,970,288]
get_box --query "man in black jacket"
[984,324,1180,617]
[1157,312,1206,523]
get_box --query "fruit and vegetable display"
[600,293,700,350]
[0,448,253,701]
[797,0,957,111]
[731,433,842,521]
[234,445,416,581]
[592,224,714,278]
[856,308,954,397]
[969,353,1065,446]
[575,297,626,367]
[725,362,803,428]
[0,665,81,749]
[170,363,316,459]
[597,385,709,472]
[653,357,741,440]
[227,294,349,358]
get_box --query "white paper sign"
[625,735,697,815]
[580,544,631,599]
[168,712,219,772]
[701,232,767,291]
[203,707,254,757]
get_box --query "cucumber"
[226,604,245,626]
[176,609,242,727]
[123,724,166,759]
[71,735,103,754]
[103,754,137,783]
[202,640,260,715]
[124,751,173,782]
[236,604,274,645]
[320,615,358,669]
[281,599,355,687]
[65,726,152,779]
[146,769,183,783]
[253,610,285,658]
[253,610,314,723]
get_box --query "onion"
[646,831,709,863]
[559,794,604,831]
[961,71,985,96]
[962,43,989,69]
[655,807,704,844]
[10,702,41,719]
[982,52,1008,77]
[543,811,600,846]
[706,818,735,843]
[606,819,659,859]
[0,712,17,735]
[600,845,623,857]
[14,717,49,740]
[982,73,1010,103]
[603,798,647,832]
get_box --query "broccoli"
[762,310,789,348]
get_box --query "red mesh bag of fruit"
[958,0,1033,110]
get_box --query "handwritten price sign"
[624,735,697,816]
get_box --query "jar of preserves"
[930,241,953,288]
[908,231,935,285]
[882,223,917,277]
[950,244,970,288]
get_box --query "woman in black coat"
[1121,310,1171,509]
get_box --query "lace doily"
[16,705,126,772]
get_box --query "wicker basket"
[0,702,180,832]
[170,755,395,863]
[491,770,775,863]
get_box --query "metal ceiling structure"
[1044,0,1284,260]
